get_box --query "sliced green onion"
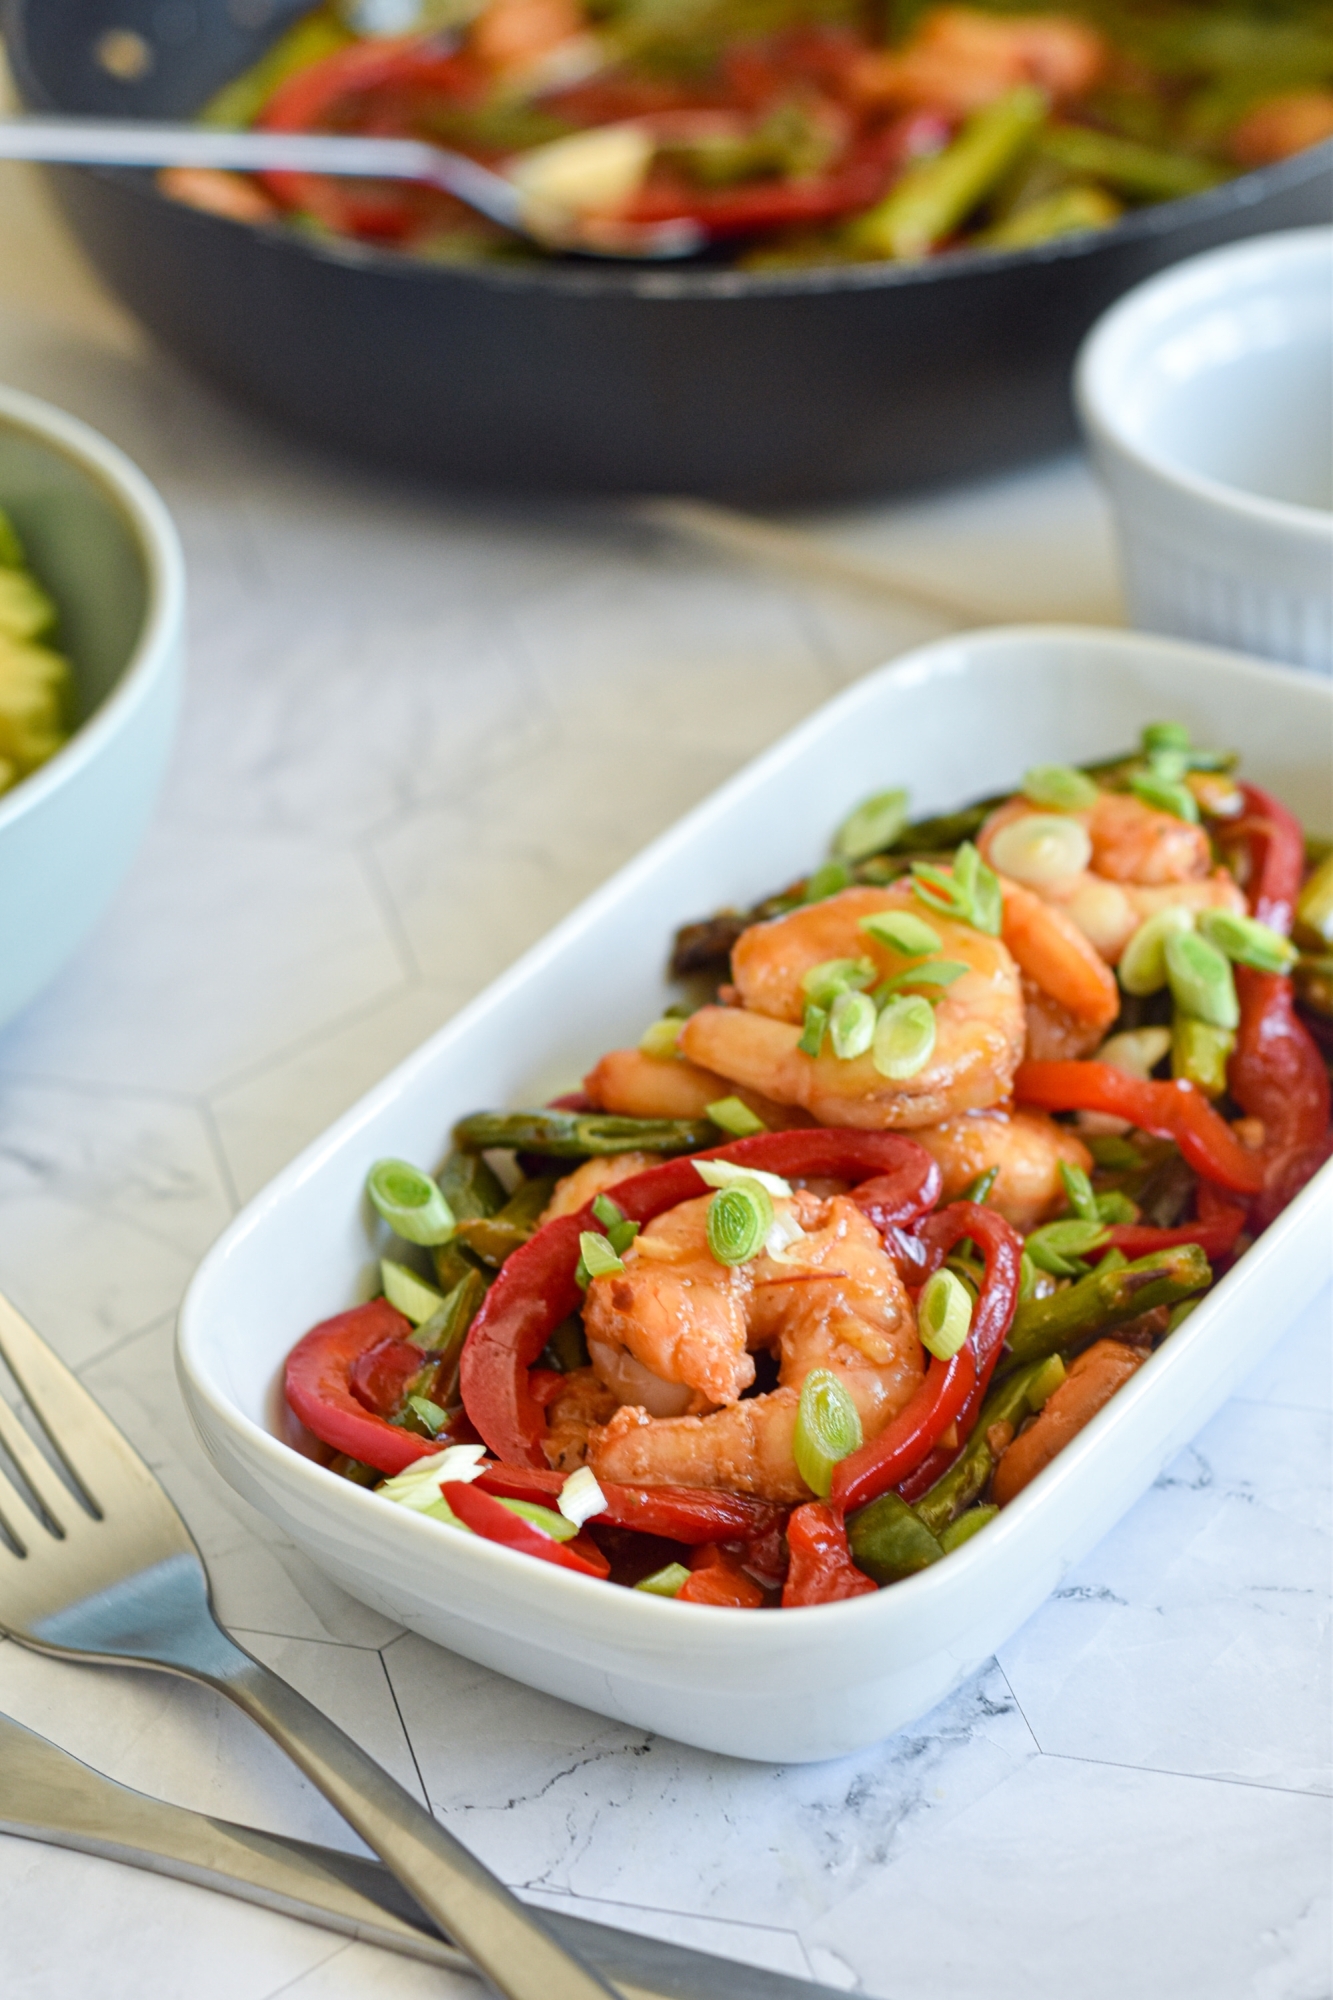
[830,989,877,1060]
[1021,764,1099,812]
[635,1562,691,1597]
[1142,721,1191,757]
[639,1016,683,1059]
[1095,1025,1173,1079]
[1296,852,1333,945]
[939,1505,998,1553]
[1024,1217,1110,1276]
[705,1095,766,1137]
[872,994,937,1079]
[803,859,852,903]
[694,1158,792,1196]
[798,1001,829,1057]
[557,1465,606,1528]
[579,1230,626,1281]
[1171,1016,1235,1096]
[834,787,910,862]
[793,1368,863,1498]
[498,1497,578,1541]
[801,955,876,1008]
[378,1443,487,1510]
[607,1218,639,1255]
[858,910,942,956]
[1084,1133,1143,1171]
[1197,908,1298,974]
[1017,1250,1039,1301]
[1027,1354,1067,1410]
[707,1182,774,1266]
[381,1259,449,1327]
[367,1159,456,1247]
[1059,1160,1099,1222]
[917,1268,973,1361]
[1164,928,1239,1030]
[911,842,1002,935]
[404,1394,449,1437]
[961,1165,998,1204]
[989,813,1092,888]
[874,958,970,1004]
[1118,906,1196,995]
[1130,769,1199,823]
[1094,1189,1139,1226]
[591,1193,624,1230]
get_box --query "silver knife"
[0,1714,831,2000]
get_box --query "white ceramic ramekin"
[0,383,185,1029]
[1076,227,1333,674]
[177,627,1333,1764]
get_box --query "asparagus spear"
[850,86,1049,260]
[452,1109,718,1159]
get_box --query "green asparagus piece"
[851,86,1049,259]
[452,1109,718,1158]
[437,1149,507,1222]
[1039,126,1224,201]
[1171,1016,1235,1095]
[1003,1244,1211,1373]
[980,183,1121,249]
[454,1175,559,1267]
[915,1356,1053,1535]
[939,1504,998,1553]
[846,1490,945,1584]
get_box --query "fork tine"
[0,1394,78,1536]
[0,1447,55,1555]
[0,1293,170,1524]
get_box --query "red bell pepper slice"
[1015,1060,1266,1195]
[440,1480,608,1576]
[781,1503,877,1606]
[474,1462,784,1546]
[459,1130,938,1466]
[349,1333,427,1416]
[831,1200,1022,1513]
[677,1544,765,1607]
[1232,781,1306,935]
[286,1300,438,1476]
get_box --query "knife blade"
[0,1715,833,2000]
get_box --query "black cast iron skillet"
[8,0,1332,500]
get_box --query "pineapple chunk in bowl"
[0,383,184,1030]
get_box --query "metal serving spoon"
[0,114,705,260]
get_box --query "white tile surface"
[0,140,1327,2000]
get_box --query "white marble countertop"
[0,146,1328,2000]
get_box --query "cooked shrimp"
[979,792,1246,963]
[470,0,584,71]
[542,1368,619,1474]
[1231,90,1333,168]
[992,1338,1144,1505]
[914,1107,1092,1230]
[583,1045,801,1128]
[539,1152,661,1225]
[678,885,1025,1129]
[854,6,1106,113]
[586,1190,924,1502]
[998,878,1120,1057]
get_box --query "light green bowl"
[0,384,184,1031]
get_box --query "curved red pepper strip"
[1107,1214,1245,1260]
[1015,1060,1266,1195]
[831,1201,1022,1513]
[677,1546,766,1607]
[1233,781,1306,935]
[285,1300,438,1476]
[474,1463,783,1546]
[350,1334,428,1417]
[782,1503,878,1607]
[441,1481,608,1576]
[459,1130,938,1466]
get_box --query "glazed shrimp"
[998,877,1120,1059]
[979,792,1246,964]
[539,1152,661,1225]
[854,6,1106,114]
[914,1107,1092,1229]
[587,1191,924,1502]
[678,886,1025,1129]
[583,1045,803,1129]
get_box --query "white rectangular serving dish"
[177,626,1333,1765]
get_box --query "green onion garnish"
[798,1001,829,1057]
[591,1193,624,1229]
[1058,1160,1099,1222]
[829,989,876,1060]
[1164,928,1239,1030]
[858,910,942,956]
[801,955,876,1008]
[706,1181,774,1266]
[377,1443,488,1510]
[694,1158,792,1196]
[833,787,910,862]
[705,1095,766,1137]
[793,1368,863,1498]
[910,841,1002,935]
[961,1165,998,1204]
[988,813,1092,889]
[579,1231,627,1281]
[404,1394,449,1436]
[381,1258,449,1326]
[917,1268,973,1361]
[873,958,971,1004]
[635,1562,691,1597]
[557,1465,606,1528]
[1024,1217,1110,1276]
[1130,769,1199,823]
[1142,721,1192,757]
[498,1497,578,1541]
[1197,908,1298,974]
[1021,764,1099,812]
[639,1017,683,1059]
[1171,1016,1235,1095]
[803,859,853,903]
[872,994,937,1079]
[366,1159,456,1247]
[1118,906,1195,995]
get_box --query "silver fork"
[0,1291,618,2000]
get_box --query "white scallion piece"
[558,1465,607,1528]
[693,1158,792,1197]
[377,1443,489,1512]
[381,1258,448,1327]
